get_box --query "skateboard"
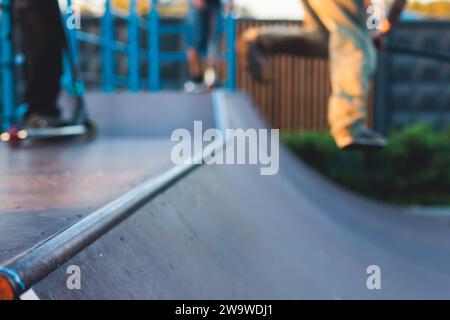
[1,119,97,148]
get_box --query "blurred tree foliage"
[407,0,450,19]
[112,0,150,13]
[282,123,450,205]
[111,0,188,17]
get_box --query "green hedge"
[282,123,450,205]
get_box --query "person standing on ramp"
[238,0,408,149]
[184,0,234,92]
[15,0,66,128]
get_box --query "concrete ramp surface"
[2,92,450,299]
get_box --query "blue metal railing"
[0,0,237,131]
[0,0,15,130]
[149,0,161,91]
[75,0,237,91]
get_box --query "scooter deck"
[1,122,96,147]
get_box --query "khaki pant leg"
[307,0,377,139]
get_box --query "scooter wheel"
[6,127,22,148]
[82,120,98,142]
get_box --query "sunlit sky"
[61,0,446,19]
[236,0,303,19]
[236,0,441,19]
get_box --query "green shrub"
[282,123,450,205]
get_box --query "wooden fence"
[235,19,374,132]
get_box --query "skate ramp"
[8,91,450,299]
[0,92,214,264]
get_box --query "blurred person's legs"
[307,0,385,148]
[186,1,208,87]
[204,5,224,87]
[15,0,65,127]
[185,1,223,91]
[238,0,386,149]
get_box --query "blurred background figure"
[15,0,66,128]
[238,0,408,149]
[184,0,234,92]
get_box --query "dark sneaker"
[335,124,387,150]
[20,114,68,129]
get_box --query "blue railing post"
[128,0,140,91]
[64,0,81,68]
[61,0,84,97]
[225,12,237,91]
[101,0,115,92]
[149,0,160,91]
[1,0,16,130]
